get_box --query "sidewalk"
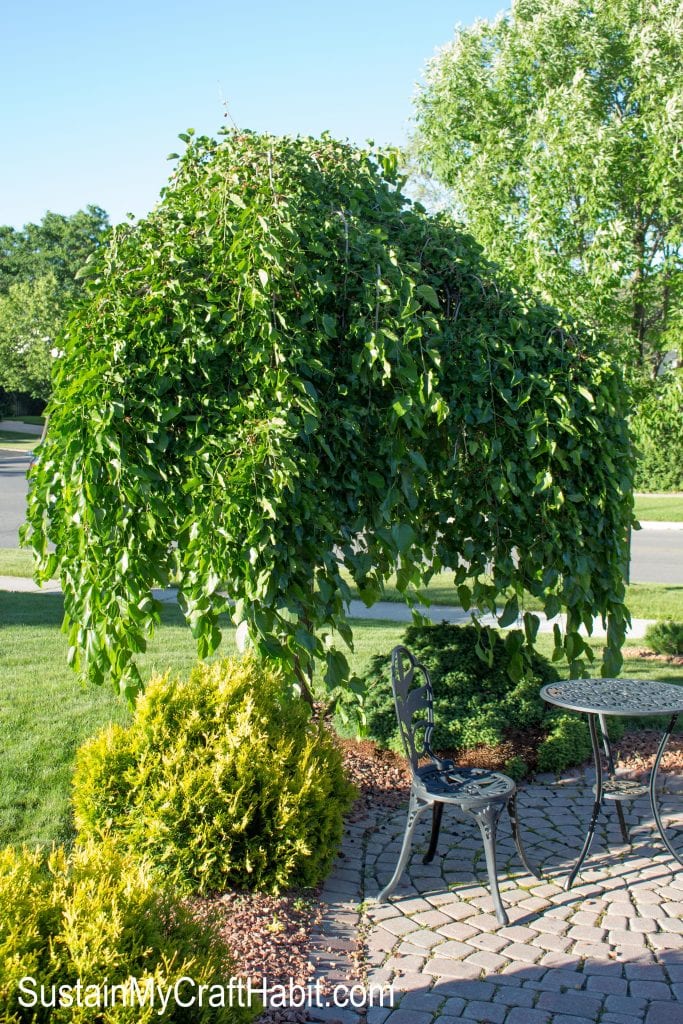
[312,767,683,1024]
[0,576,655,639]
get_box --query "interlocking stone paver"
[536,967,585,990]
[411,910,453,928]
[492,985,536,1007]
[650,932,683,950]
[630,980,673,1000]
[605,993,649,1016]
[395,992,443,1012]
[316,771,683,1024]
[534,932,573,953]
[463,950,508,971]
[436,921,479,941]
[422,958,481,980]
[502,941,545,964]
[384,954,426,973]
[505,1009,552,1024]
[391,971,433,992]
[366,1008,392,1024]
[461,999,507,1022]
[568,924,609,943]
[536,990,604,1017]
[602,1015,647,1024]
[466,931,511,952]
[499,924,539,942]
[609,928,648,947]
[401,929,443,949]
[380,916,421,937]
[440,997,467,1016]
[586,973,629,996]
[395,940,431,958]
[384,1011,433,1024]
[430,939,472,959]
[645,1003,683,1024]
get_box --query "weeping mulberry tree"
[24,129,635,703]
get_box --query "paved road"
[1,449,681,584]
[0,451,33,547]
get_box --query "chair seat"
[415,764,516,806]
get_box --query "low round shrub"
[645,620,683,657]
[73,656,355,895]
[362,623,560,756]
[0,838,255,1023]
[535,713,593,775]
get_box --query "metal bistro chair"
[377,645,541,925]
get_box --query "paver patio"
[309,767,683,1024]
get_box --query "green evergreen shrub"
[644,620,683,656]
[73,656,355,895]
[362,623,560,755]
[535,713,593,775]
[0,838,255,1023]
[631,369,683,491]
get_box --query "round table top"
[540,677,683,716]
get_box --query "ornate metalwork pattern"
[540,678,683,716]
[378,644,542,924]
[599,779,649,801]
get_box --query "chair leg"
[377,790,427,903]
[423,802,444,864]
[508,793,542,880]
[472,803,508,926]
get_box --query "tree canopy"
[0,207,109,400]
[0,274,62,400]
[24,130,635,703]
[413,0,683,375]
[0,206,110,296]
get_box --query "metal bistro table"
[540,678,683,889]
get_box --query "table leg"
[566,713,603,890]
[598,713,629,844]
[649,713,682,866]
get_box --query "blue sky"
[2,1,505,228]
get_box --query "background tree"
[24,130,634,703]
[0,206,109,402]
[413,0,683,376]
[0,206,110,295]
[0,274,62,400]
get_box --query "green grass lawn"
[635,494,683,522]
[0,431,36,452]
[0,590,405,848]
[1,588,681,851]
[3,548,681,620]
[343,568,682,621]
[2,415,45,426]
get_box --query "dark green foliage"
[536,713,593,775]
[645,620,683,656]
[72,656,355,895]
[0,838,256,1023]
[631,370,683,491]
[363,623,560,754]
[0,207,110,296]
[24,130,635,701]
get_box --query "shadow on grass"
[0,591,191,629]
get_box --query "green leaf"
[415,284,440,308]
[498,595,519,628]
[322,314,337,338]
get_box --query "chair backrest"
[390,645,435,774]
